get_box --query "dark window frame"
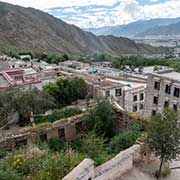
[115,88,122,97]
[165,84,171,94]
[153,96,158,105]
[174,87,180,98]
[133,94,138,102]
[154,81,160,90]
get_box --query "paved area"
[117,160,180,180]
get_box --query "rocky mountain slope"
[0,1,169,55]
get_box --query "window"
[164,100,169,108]
[58,128,65,140]
[39,134,47,142]
[153,96,158,105]
[165,84,171,94]
[105,90,110,97]
[152,110,156,116]
[139,103,144,110]
[154,81,160,90]
[173,104,178,111]
[133,95,138,102]
[174,87,180,97]
[140,93,144,101]
[115,88,122,96]
[133,105,138,112]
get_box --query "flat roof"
[106,78,146,90]
[155,71,180,82]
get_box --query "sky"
[1,0,180,28]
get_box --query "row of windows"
[105,88,122,97]
[133,103,144,112]
[153,96,178,110]
[133,93,144,102]
[154,81,180,98]
[152,103,178,116]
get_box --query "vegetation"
[44,77,88,108]
[108,123,143,154]
[34,53,70,64]
[0,88,55,126]
[147,108,180,178]
[34,107,82,124]
[86,99,116,138]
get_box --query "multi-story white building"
[144,70,180,116]
[105,78,146,115]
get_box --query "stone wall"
[0,113,88,150]
[63,144,141,180]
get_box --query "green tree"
[44,77,88,107]
[147,108,180,178]
[86,99,116,138]
[0,88,55,126]
[14,88,55,125]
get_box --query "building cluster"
[0,55,179,117]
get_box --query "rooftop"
[106,78,146,91]
[155,71,180,82]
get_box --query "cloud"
[1,0,180,28]
[1,0,118,9]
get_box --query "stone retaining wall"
[63,144,141,180]
[0,113,88,149]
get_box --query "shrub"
[0,162,22,180]
[0,148,7,159]
[34,107,82,124]
[40,152,85,180]
[48,138,66,152]
[108,131,139,154]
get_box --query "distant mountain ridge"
[0,1,169,55]
[86,18,180,38]
[136,21,180,37]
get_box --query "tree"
[147,108,180,178]
[0,88,55,126]
[86,99,116,138]
[44,77,88,107]
[14,88,55,125]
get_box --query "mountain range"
[86,18,180,38]
[0,1,169,56]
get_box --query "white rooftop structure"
[106,78,146,91]
[155,71,180,82]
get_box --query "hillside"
[136,22,180,37]
[0,1,168,55]
[86,18,180,38]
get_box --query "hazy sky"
[2,0,180,28]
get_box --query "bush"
[0,148,7,159]
[40,152,85,180]
[48,139,66,152]
[108,131,139,154]
[0,162,22,180]
[34,107,82,124]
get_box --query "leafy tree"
[13,88,55,125]
[0,88,55,126]
[147,108,180,178]
[44,77,88,107]
[86,99,116,138]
